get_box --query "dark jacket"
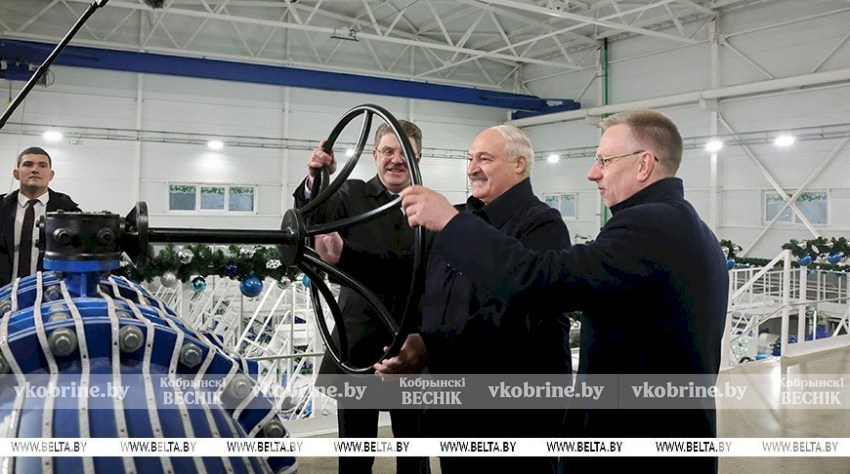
[421,178,572,376]
[0,188,81,286]
[434,178,728,473]
[293,176,415,373]
[340,178,572,473]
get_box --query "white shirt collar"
[17,191,48,208]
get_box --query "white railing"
[145,275,337,421]
[722,249,850,369]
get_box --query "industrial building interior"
[1,1,850,473]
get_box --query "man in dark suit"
[292,121,429,474]
[400,109,729,474]
[316,125,573,473]
[0,147,81,286]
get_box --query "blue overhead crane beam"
[0,38,579,118]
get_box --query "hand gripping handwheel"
[123,104,425,374]
[291,104,425,374]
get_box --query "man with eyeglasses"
[293,120,430,474]
[317,125,573,473]
[399,109,728,473]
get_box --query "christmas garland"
[118,243,300,285]
[118,238,850,292]
[724,237,850,272]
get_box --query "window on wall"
[169,184,197,211]
[229,186,255,212]
[169,183,256,213]
[764,190,827,225]
[543,193,577,219]
[200,186,225,210]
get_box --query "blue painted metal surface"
[0,269,297,473]
[0,38,579,115]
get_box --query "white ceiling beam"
[420,0,707,76]
[221,6,256,58]
[103,9,137,42]
[425,0,455,46]
[180,0,230,50]
[476,0,700,43]
[721,38,774,80]
[58,1,578,70]
[304,0,324,25]
[675,0,716,16]
[811,30,850,74]
[4,30,505,90]
[360,0,383,36]
[724,7,850,40]
[57,0,101,41]
[472,58,496,85]
[455,0,598,47]
[608,0,625,20]
[15,0,61,33]
[257,10,290,57]
[664,3,686,36]
[743,136,849,254]
[510,67,850,127]
[387,44,412,71]
[488,11,518,57]
[362,38,388,72]
[449,12,487,62]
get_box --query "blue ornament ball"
[240,275,264,298]
[223,262,239,277]
[191,276,207,293]
[726,258,736,270]
[827,253,842,265]
[302,275,311,288]
[798,255,813,266]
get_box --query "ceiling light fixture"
[774,135,795,147]
[705,140,723,152]
[43,130,63,142]
[331,28,359,42]
[547,154,559,163]
[207,140,224,150]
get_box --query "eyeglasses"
[593,150,650,169]
[376,147,406,159]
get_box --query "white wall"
[522,0,850,258]
[0,69,503,231]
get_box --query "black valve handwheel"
[297,104,425,374]
[124,104,425,374]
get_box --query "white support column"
[132,74,144,204]
[281,86,291,213]
[797,267,808,345]
[708,15,721,233]
[780,251,791,356]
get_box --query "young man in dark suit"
[0,146,81,286]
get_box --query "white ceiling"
[0,0,754,96]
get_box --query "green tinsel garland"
[117,238,850,283]
[118,243,300,283]
[725,237,850,272]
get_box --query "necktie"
[17,199,38,278]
